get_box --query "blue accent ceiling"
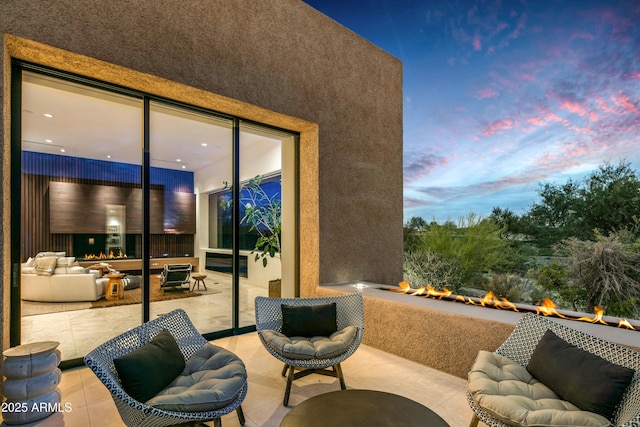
[22,151,194,192]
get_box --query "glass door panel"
[238,122,296,328]
[20,71,143,361]
[149,101,233,333]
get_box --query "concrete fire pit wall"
[315,287,513,379]
[360,296,514,379]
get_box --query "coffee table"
[280,389,449,427]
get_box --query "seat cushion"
[261,326,357,360]
[147,343,247,412]
[468,351,611,427]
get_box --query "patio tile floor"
[2,332,482,427]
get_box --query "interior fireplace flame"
[389,281,637,332]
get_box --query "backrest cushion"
[527,329,635,420]
[281,303,337,337]
[113,329,186,403]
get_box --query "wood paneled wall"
[21,174,195,261]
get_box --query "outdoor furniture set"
[81,291,638,427]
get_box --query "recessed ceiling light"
[44,113,54,118]
[107,155,112,159]
[45,139,53,143]
[176,158,182,162]
[201,143,208,147]
[182,165,186,169]
[60,148,65,153]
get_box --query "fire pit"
[384,281,639,332]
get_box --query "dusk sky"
[304,0,640,223]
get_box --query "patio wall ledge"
[316,283,640,379]
[314,284,512,379]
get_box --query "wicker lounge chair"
[467,312,640,427]
[84,309,247,427]
[255,293,365,406]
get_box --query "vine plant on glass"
[222,175,281,267]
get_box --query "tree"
[580,161,640,237]
[403,216,428,252]
[527,160,640,246]
[489,207,524,238]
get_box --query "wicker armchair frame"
[84,309,246,427]
[467,313,640,427]
[255,293,365,406]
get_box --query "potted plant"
[222,175,282,296]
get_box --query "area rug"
[91,276,203,309]
[22,300,91,316]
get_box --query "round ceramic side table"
[2,341,62,425]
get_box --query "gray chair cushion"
[261,326,358,360]
[468,350,611,427]
[147,343,247,412]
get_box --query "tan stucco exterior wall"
[0,1,403,351]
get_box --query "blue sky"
[303,0,640,223]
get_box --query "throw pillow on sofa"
[34,257,58,276]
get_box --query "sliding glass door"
[149,101,234,331]
[19,71,143,360]
[12,65,298,363]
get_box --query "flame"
[392,281,412,293]
[576,306,607,325]
[618,319,636,330]
[535,298,569,319]
[425,285,452,299]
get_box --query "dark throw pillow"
[527,329,635,420]
[281,303,338,337]
[113,329,185,403]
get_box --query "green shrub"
[403,250,464,293]
[482,273,524,302]
[418,214,513,284]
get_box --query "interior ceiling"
[21,72,283,173]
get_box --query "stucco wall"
[0,0,403,350]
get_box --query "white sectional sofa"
[21,252,108,302]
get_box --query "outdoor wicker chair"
[255,293,365,406]
[467,312,640,427]
[84,309,247,427]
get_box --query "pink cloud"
[483,118,517,136]
[404,152,449,183]
[526,117,545,126]
[472,35,482,51]
[477,87,498,99]
[596,97,616,113]
[559,100,591,118]
[611,94,639,115]
[520,73,535,82]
